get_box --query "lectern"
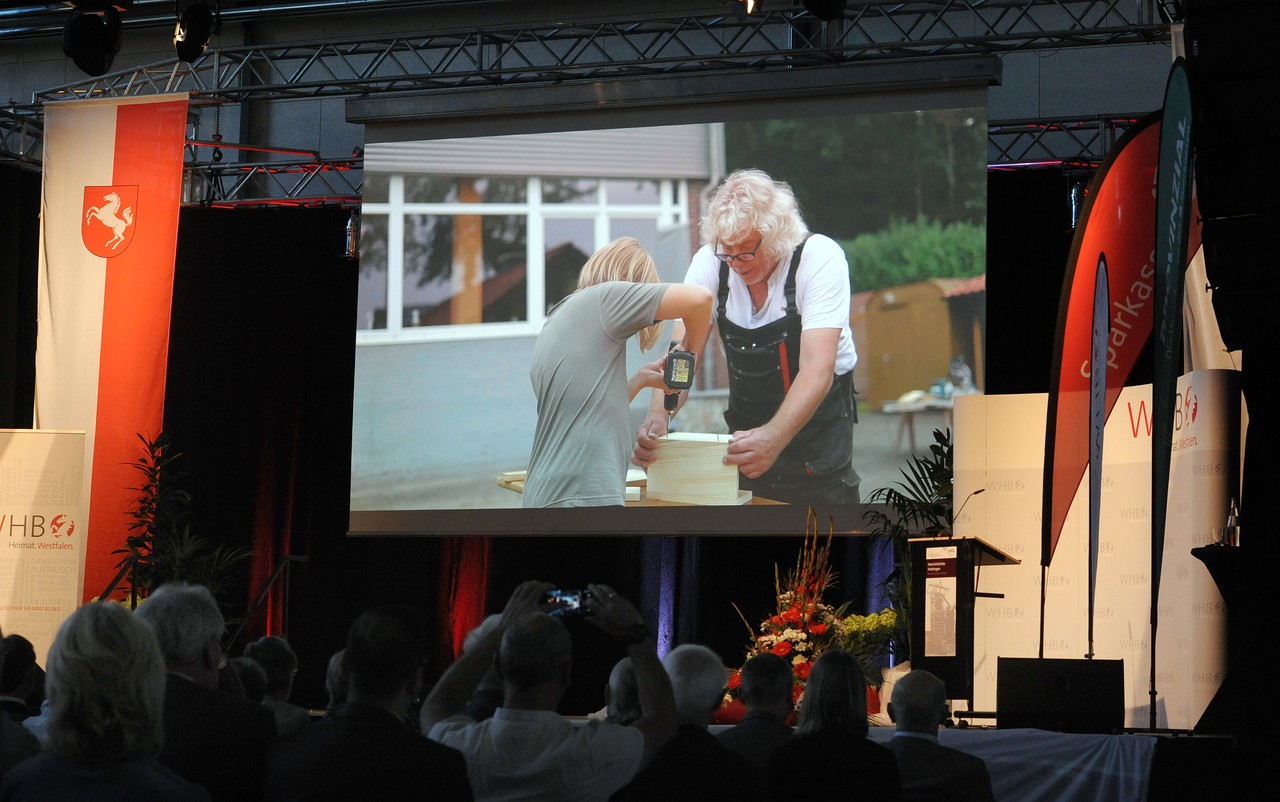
[908,536,1019,714]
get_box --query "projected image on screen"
[349,105,986,531]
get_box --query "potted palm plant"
[111,432,251,608]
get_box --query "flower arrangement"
[726,511,850,708]
[835,608,897,687]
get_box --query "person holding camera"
[421,580,677,801]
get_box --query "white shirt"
[684,233,858,376]
[428,708,645,802]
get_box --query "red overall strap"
[778,340,793,392]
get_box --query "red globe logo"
[51,514,75,538]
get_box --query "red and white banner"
[34,94,188,602]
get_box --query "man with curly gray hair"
[634,168,860,506]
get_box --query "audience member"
[224,656,268,703]
[265,604,473,801]
[0,601,210,801]
[459,614,504,722]
[612,643,765,802]
[888,670,994,802]
[244,635,311,737]
[767,649,901,801]
[0,636,41,722]
[423,580,677,801]
[716,652,797,764]
[134,582,277,802]
[0,633,40,783]
[603,657,642,725]
[16,701,47,746]
[322,649,346,717]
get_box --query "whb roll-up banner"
[34,95,188,603]
[0,429,86,667]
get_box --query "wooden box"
[644,432,749,505]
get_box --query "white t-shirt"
[429,708,645,801]
[683,233,857,376]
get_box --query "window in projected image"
[350,111,986,521]
[358,171,688,336]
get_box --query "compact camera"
[543,588,592,616]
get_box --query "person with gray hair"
[604,657,643,726]
[715,651,796,764]
[134,582,276,802]
[612,644,765,802]
[0,601,210,800]
[888,669,994,802]
[767,649,900,800]
[422,580,677,801]
[634,167,861,506]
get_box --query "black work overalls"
[717,238,860,504]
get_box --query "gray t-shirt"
[523,281,667,508]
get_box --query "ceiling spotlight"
[730,1,758,23]
[174,2,214,63]
[801,0,848,22]
[62,8,124,77]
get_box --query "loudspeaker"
[997,657,1125,733]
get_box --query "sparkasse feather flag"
[34,94,188,602]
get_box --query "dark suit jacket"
[768,728,902,801]
[889,734,995,802]
[264,701,473,802]
[612,725,767,802]
[0,751,211,802]
[158,674,277,802]
[715,709,796,766]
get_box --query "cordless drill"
[662,347,695,428]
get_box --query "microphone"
[950,487,986,535]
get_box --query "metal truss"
[182,112,1146,207]
[182,155,364,208]
[26,2,1168,106]
[2,1,1171,199]
[0,108,41,167]
[988,114,1144,169]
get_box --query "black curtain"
[0,165,40,428]
[167,206,373,707]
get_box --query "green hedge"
[840,218,986,294]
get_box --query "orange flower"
[772,641,792,657]
[809,622,828,636]
[793,661,812,680]
[781,608,801,624]
[727,671,742,690]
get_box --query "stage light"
[174,2,214,63]
[62,8,124,77]
[730,1,758,22]
[801,1,847,21]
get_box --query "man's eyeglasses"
[714,240,761,265]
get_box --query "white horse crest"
[83,189,137,254]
